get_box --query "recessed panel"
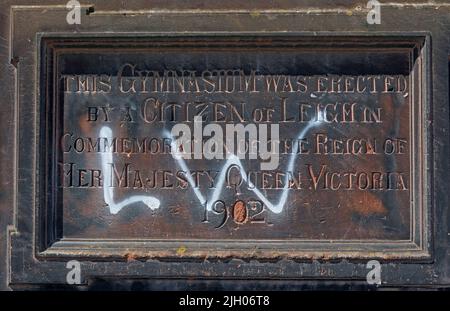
[50,41,413,242]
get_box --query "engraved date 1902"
[202,199,271,228]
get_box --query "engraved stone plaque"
[38,37,427,259]
[4,2,450,290]
[60,47,411,241]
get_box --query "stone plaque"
[37,37,427,259]
[60,47,411,241]
[3,1,449,290]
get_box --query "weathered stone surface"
[0,0,449,290]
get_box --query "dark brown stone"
[0,0,448,290]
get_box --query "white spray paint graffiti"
[166,117,321,213]
[99,114,322,215]
[100,126,160,214]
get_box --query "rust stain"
[352,193,387,216]
[124,252,139,262]
[232,200,247,224]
